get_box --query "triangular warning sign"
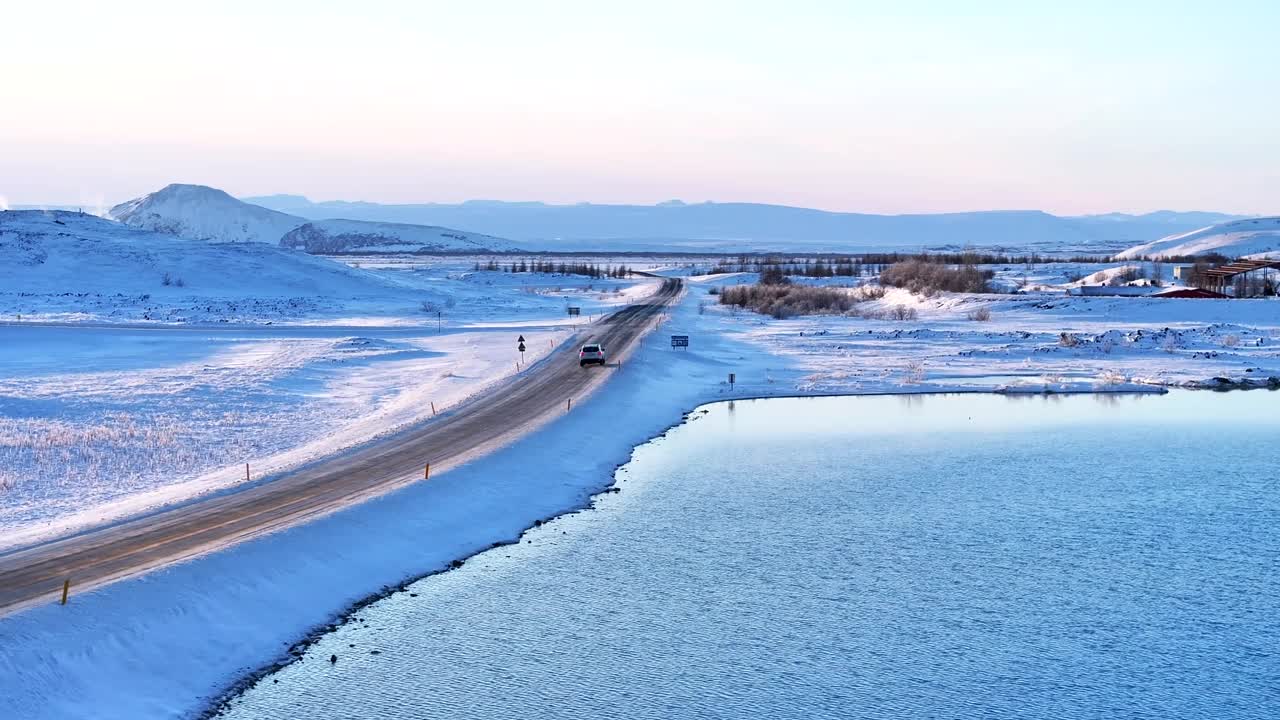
[518,335,526,343]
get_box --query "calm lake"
[217,392,1279,719]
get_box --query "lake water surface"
[218,392,1279,719]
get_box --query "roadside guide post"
[729,372,735,390]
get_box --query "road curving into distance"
[0,279,682,617]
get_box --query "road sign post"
[729,372,735,389]
[518,335,526,363]
[671,335,689,349]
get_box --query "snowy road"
[0,281,681,617]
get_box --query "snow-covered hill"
[1115,217,1280,259]
[0,209,427,322]
[110,184,305,244]
[279,219,520,254]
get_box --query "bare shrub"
[1108,267,1142,286]
[1098,369,1127,386]
[880,259,993,295]
[1223,334,1241,348]
[759,266,790,286]
[1059,332,1079,348]
[966,306,992,321]
[890,305,918,321]
[903,360,926,384]
[719,283,854,318]
[853,284,886,301]
[161,272,172,286]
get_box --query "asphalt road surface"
[0,279,681,617]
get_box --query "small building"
[1172,265,1195,281]
[1201,259,1280,297]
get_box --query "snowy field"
[0,230,665,549]
[679,268,1280,396]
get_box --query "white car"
[579,343,606,367]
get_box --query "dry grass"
[719,284,855,319]
[880,260,994,295]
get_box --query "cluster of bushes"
[710,252,1109,279]
[879,260,993,295]
[475,259,632,278]
[718,284,854,319]
[713,258,869,277]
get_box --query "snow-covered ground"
[687,272,1280,395]
[3,269,1280,719]
[0,229,660,549]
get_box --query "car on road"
[579,343,606,367]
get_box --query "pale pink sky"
[3,1,1277,215]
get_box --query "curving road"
[0,280,681,617]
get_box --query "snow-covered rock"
[279,219,519,254]
[110,184,306,244]
[1116,217,1280,260]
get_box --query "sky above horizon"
[2,1,1277,215]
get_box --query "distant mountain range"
[244,194,1247,253]
[107,185,520,253]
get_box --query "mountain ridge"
[243,194,1248,252]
